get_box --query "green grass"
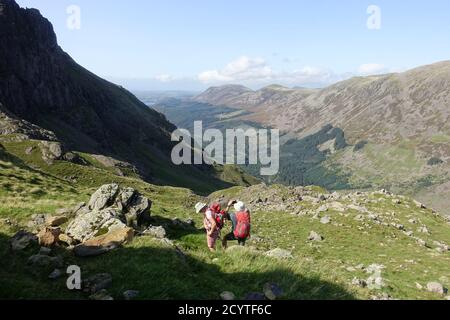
[430,134,450,144]
[1,141,449,300]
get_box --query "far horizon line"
[113,59,450,94]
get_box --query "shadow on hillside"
[149,215,205,240]
[0,147,74,186]
[0,231,356,300]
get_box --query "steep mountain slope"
[0,0,254,193]
[189,63,450,213]
[195,84,318,123]
[194,62,450,144]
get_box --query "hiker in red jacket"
[195,200,235,252]
[222,201,251,249]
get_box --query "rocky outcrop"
[66,184,152,243]
[38,141,64,164]
[88,184,120,211]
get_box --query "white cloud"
[277,66,337,85]
[198,56,272,83]
[154,74,174,82]
[198,56,340,87]
[357,63,387,75]
[153,58,397,90]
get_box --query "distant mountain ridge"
[194,62,450,145]
[188,61,450,212]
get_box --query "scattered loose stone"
[27,254,63,272]
[417,239,427,247]
[123,290,140,300]
[25,146,34,155]
[391,223,405,231]
[37,227,61,247]
[220,291,236,301]
[10,231,37,251]
[265,248,293,259]
[418,226,430,234]
[367,275,385,290]
[142,225,166,239]
[352,278,367,288]
[371,293,394,300]
[27,214,48,230]
[48,269,62,280]
[308,231,324,242]
[83,273,113,294]
[263,283,284,300]
[426,282,446,295]
[89,289,114,301]
[404,231,414,237]
[414,200,427,209]
[320,216,331,225]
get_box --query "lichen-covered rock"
[66,208,125,243]
[39,141,64,164]
[125,194,152,228]
[88,184,120,211]
[64,184,151,245]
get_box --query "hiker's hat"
[234,201,246,212]
[195,202,207,213]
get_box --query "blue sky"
[16,0,450,91]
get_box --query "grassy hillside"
[1,140,449,300]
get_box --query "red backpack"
[210,203,225,230]
[234,211,251,239]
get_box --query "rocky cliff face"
[0,0,175,155]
